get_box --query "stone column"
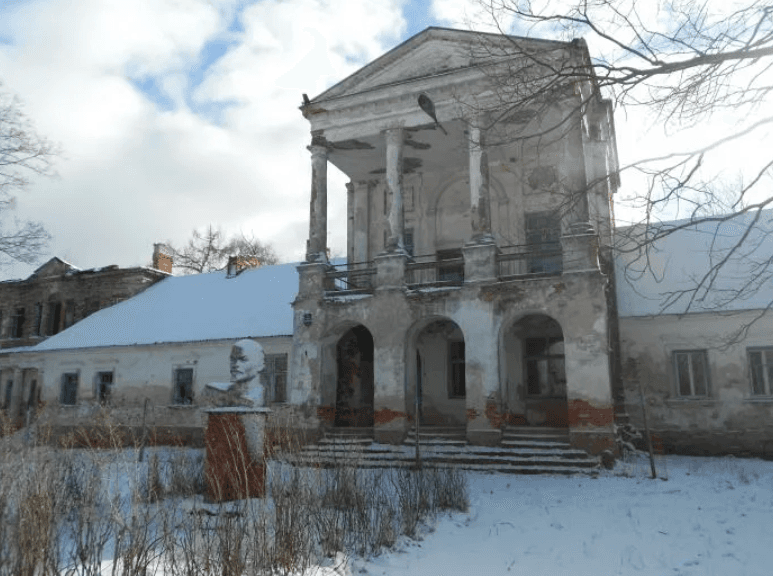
[353,181,370,264]
[468,124,494,244]
[384,128,405,253]
[346,181,354,265]
[306,136,329,262]
[8,367,22,423]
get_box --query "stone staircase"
[283,426,599,475]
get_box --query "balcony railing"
[406,253,465,288]
[325,261,376,294]
[497,244,563,279]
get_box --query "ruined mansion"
[2,28,772,458]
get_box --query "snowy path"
[355,455,773,576]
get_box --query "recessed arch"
[405,316,466,427]
[500,313,568,427]
[334,324,374,427]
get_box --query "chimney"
[152,243,174,274]
[226,255,260,278]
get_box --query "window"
[525,211,562,274]
[448,340,466,398]
[749,348,773,396]
[0,310,4,338]
[4,380,12,409]
[11,307,25,339]
[404,228,415,257]
[47,301,62,335]
[524,337,566,397]
[437,249,464,283]
[63,300,76,329]
[674,351,709,397]
[32,303,43,336]
[173,368,194,405]
[263,354,288,403]
[61,373,78,405]
[96,371,114,404]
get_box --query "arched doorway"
[335,325,374,427]
[409,318,466,427]
[502,314,568,427]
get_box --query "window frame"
[172,367,194,405]
[673,350,710,398]
[263,353,288,404]
[60,372,79,406]
[96,371,114,405]
[748,347,773,397]
[525,211,562,274]
[10,307,25,339]
[447,340,466,399]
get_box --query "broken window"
[61,373,78,405]
[263,354,288,403]
[96,371,114,404]
[674,351,709,397]
[11,307,25,339]
[448,340,466,398]
[173,368,194,405]
[748,348,773,396]
[524,337,566,397]
[525,211,562,274]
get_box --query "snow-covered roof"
[29,263,299,351]
[615,210,773,317]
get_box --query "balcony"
[322,243,564,295]
[497,244,563,279]
[324,261,376,294]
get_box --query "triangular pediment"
[312,27,568,103]
[29,257,78,279]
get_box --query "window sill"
[167,404,197,409]
[665,398,715,407]
[744,396,773,404]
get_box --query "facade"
[0,263,297,440]
[0,244,172,350]
[616,214,773,457]
[290,28,620,454]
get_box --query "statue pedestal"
[204,407,271,501]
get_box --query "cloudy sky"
[0,0,768,280]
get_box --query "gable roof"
[29,257,80,279]
[29,263,299,351]
[311,27,570,103]
[615,210,773,317]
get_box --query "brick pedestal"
[204,407,271,501]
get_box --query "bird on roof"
[418,93,448,135]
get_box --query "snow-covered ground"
[343,454,773,576]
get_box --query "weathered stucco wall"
[620,311,773,457]
[0,336,298,445]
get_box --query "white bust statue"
[230,339,266,406]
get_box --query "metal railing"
[324,261,376,294]
[405,253,465,288]
[497,244,563,279]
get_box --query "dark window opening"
[97,371,113,404]
[404,228,415,257]
[749,348,773,396]
[437,249,464,283]
[263,354,288,403]
[61,373,78,405]
[33,303,43,336]
[448,340,466,398]
[4,380,12,409]
[11,307,25,339]
[674,350,709,397]
[47,302,62,335]
[524,337,566,397]
[63,300,76,329]
[173,368,194,405]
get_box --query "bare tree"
[0,82,57,268]
[170,225,279,275]
[465,0,773,315]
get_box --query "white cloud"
[0,0,406,279]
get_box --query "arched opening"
[408,318,466,427]
[335,325,374,427]
[502,314,568,427]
